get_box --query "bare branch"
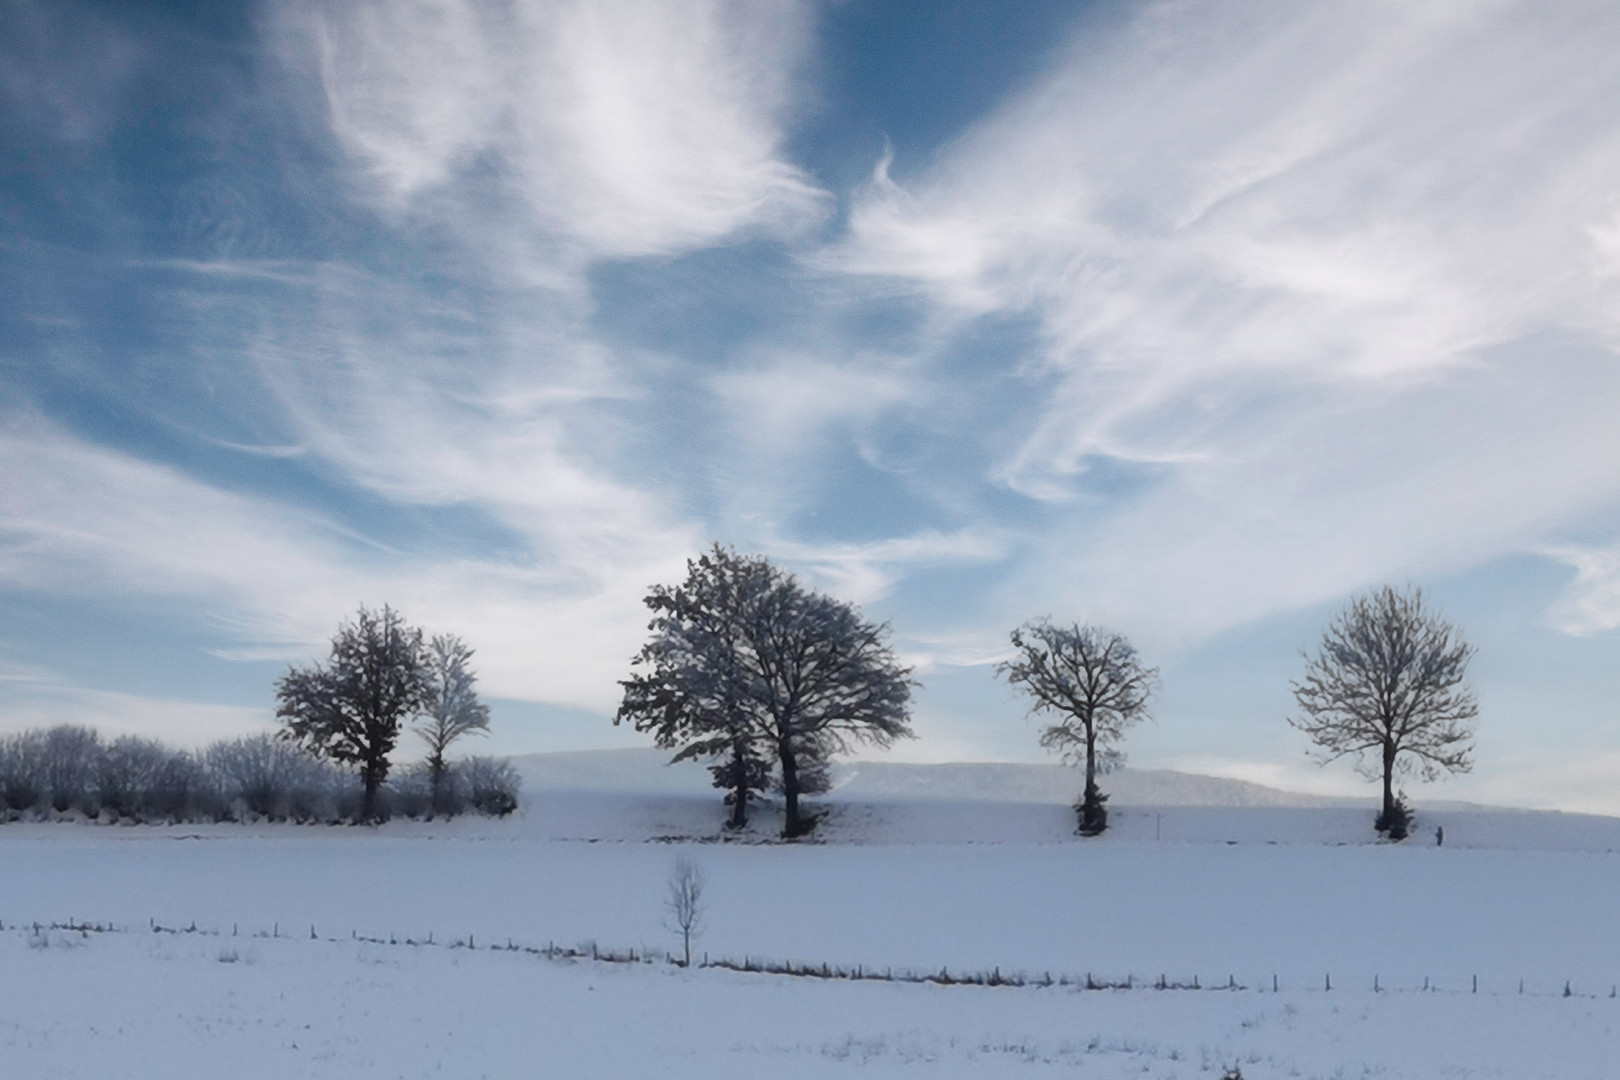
[1288,585,1478,837]
[664,856,706,967]
[998,618,1157,836]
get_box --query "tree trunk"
[1375,740,1408,839]
[428,752,445,818]
[1077,720,1108,836]
[361,768,379,824]
[1084,725,1097,805]
[1381,745,1395,825]
[361,753,389,824]
[726,735,750,829]
[780,740,803,838]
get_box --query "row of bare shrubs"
[0,725,519,824]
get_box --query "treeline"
[0,725,518,825]
[622,547,1481,841]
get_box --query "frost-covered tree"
[206,733,340,821]
[415,634,491,815]
[96,736,205,820]
[773,729,834,798]
[619,545,914,836]
[459,755,521,817]
[0,729,48,811]
[998,619,1157,836]
[1290,585,1477,840]
[40,724,101,813]
[708,734,773,825]
[619,547,780,829]
[276,605,430,822]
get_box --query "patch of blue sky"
[791,0,1107,190]
[783,443,954,544]
[587,241,821,358]
[0,589,284,707]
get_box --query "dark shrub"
[460,756,520,817]
[1375,795,1413,841]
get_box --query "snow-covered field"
[4,753,1618,1078]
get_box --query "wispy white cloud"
[769,529,1008,607]
[237,264,705,606]
[1543,544,1620,636]
[134,258,314,286]
[299,0,828,259]
[0,680,272,747]
[0,413,694,712]
[826,0,1620,642]
[0,413,355,621]
[892,628,1016,675]
[0,659,55,684]
[713,356,915,457]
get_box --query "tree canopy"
[618,545,914,836]
[415,633,491,815]
[276,604,431,822]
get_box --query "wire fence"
[8,917,1617,1002]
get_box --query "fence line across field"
[7,916,1617,1002]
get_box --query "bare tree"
[1290,585,1477,840]
[743,578,914,838]
[415,634,491,816]
[276,604,430,822]
[664,857,706,967]
[998,619,1157,836]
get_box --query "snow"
[5,924,1616,1079]
[4,754,1619,1077]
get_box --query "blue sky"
[4,0,1620,811]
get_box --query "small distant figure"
[1435,825,1445,847]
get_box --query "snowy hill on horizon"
[502,746,1619,851]
[509,747,1372,808]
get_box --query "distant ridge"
[830,760,1362,807]
[508,748,1364,808]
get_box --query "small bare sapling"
[664,856,706,967]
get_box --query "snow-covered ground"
[3,752,1618,1077]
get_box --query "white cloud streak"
[1543,544,1620,636]
[713,356,915,458]
[0,414,693,712]
[827,0,1620,642]
[0,683,273,748]
[304,0,828,258]
[768,529,1008,608]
